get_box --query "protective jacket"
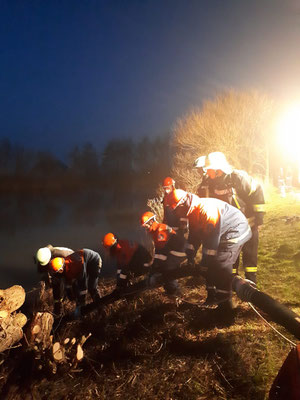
[198,169,265,227]
[147,222,186,295]
[53,248,102,307]
[110,240,153,287]
[174,192,252,299]
[163,193,181,230]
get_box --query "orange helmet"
[163,177,175,188]
[49,257,65,273]
[140,211,156,227]
[169,189,187,209]
[102,233,117,248]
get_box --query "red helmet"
[102,233,117,248]
[49,257,65,273]
[163,177,175,188]
[140,211,156,227]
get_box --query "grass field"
[1,189,300,399]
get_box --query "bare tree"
[171,90,276,191]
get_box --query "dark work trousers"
[148,234,186,295]
[204,242,243,297]
[75,249,102,306]
[233,227,259,283]
[117,245,153,288]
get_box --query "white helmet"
[36,247,52,266]
[204,152,232,174]
[193,155,206,169]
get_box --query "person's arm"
[235,171,265,227]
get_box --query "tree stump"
[0,285,27,352]
[26,312,54,350]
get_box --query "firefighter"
[49,248,102,318]
[102,232,153,290]
[35,245,75,311]
[194,151,265,283]
[168,189,252,316]
[162,177,181,230]
[140,211,186,296]
[35,244,74,274]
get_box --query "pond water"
[0,191,150,290]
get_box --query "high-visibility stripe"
[54,298,63,303]
[245,267,257,272]
[186,243,195,251]
[206,286,216,290]
[79,290,88,295]
[143,262,152,267]
[203,248,217,256]
[119,274,127,279]
[180,217,189,223]
[170,250,186,257]
[232,193,241,209]
[154,254,167,260]
[232,268,237,274]
[214,188,232,195]
[215,289,231,294]
[253,204,265,212]
[226,226,251,244]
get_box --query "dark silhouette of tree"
[30,151,68,178]
[68,143,100,179]
[0,138,12,175]
[100,138,135,206]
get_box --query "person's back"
[102,233,153,289]
[194,152,265,283]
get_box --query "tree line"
[0,135,171,205]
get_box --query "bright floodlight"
[277,103,300,159]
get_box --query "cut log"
[0,314,26,352]
[0,285,26,313]
[52,342,65,362]
[0,310,9,319]
[27,312,54,350]
[76,344,84,361]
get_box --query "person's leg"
[242,229,259,284]
[85,249,102,303]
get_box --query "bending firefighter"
[194,151,265,283]
[49,248,102,318]
[140,211,186,296]
[168,189,252,319]
[102,233,153,290]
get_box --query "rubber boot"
[245,272,257,285]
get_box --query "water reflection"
[0,192,149,290]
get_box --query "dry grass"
[1,190,300,399]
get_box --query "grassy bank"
[1,190,300,399]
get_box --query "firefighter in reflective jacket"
[168,189,252,311]
[49,248,102,317]
[194,151,265,283]
[140,211,186,296]
[162,177,181,230]
[102,233,153,289]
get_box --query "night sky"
[1,0,300,156]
